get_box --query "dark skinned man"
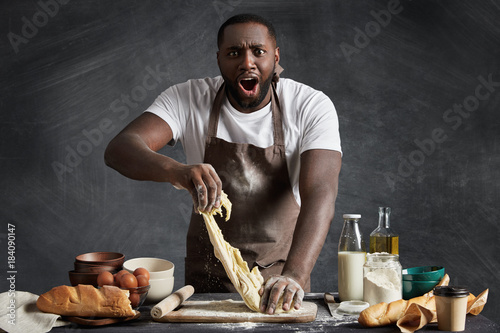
[105,14,342,314]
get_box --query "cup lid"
[343,214,361,219]
[433,286,469,297]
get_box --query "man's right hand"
[170,163,222,213]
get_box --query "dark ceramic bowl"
[68,270,99,287]
[75,252,125,266]
[73,263,118,273]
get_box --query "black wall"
[1,0,499,325]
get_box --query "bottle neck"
[378,207,391,228]
[340,219,365,252]
[345,219,360,231]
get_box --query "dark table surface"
[50,293,500,332]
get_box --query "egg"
[114,270,129,287]
[133,267,150,281]
[129,292,141,308]
[97,271,114,287]
[120,273,138,289]
[136,275,149,287]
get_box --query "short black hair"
[217,13,277,48]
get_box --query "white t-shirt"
[146,76,341,205]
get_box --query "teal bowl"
[403,280,440,299]
[402,266,445,281]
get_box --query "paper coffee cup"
[434,286,469,331]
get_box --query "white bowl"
[146,277,174,303]
[123,257,175,279]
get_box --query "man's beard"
[223,70,274,110]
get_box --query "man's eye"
[228,51,239,57]
[255,49,265,55]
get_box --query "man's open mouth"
[239,77,258,95]
[240,78,257,91]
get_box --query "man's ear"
[275,47,280,65]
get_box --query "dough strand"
[200,191,264,312]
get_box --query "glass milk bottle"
[369,207,399,255]
[338,214,366,302]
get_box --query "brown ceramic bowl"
[73,263,118,273]
[68,270,100,287]
[75,252,124,267]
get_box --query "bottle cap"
[343,214,361,219]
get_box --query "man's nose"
[238,51,256,71]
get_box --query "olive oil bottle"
[369,207,399,255]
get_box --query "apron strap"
[273,63,284,83]
[271,82,285,155]
[206,82,226,145]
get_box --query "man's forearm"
[104,132,177,182]
[282,149,341,287]
[282,190,336,287]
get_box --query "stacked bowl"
[124,257,174,303]
[69,252,124,287]
[402,266,445,299]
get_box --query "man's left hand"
[259,275,304,314]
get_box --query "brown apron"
[185,76,309,292]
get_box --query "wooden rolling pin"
[150,285,195,319]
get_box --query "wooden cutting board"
[153,299,317,323]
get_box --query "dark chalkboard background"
[1,0,499,325]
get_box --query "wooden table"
[50,293,500,332]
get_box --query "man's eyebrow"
[226,43,266,50]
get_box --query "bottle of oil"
[369,207,399,255]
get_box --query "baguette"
[37,284,136,317]
[358,294,435,327]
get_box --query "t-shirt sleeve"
[145,85,184,145]
[300,92,342,155]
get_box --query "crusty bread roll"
[358,295,435,327]
[37,284,136,317]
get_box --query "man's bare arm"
[104,112,222,212]
[260,149,341,313]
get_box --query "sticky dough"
[200,191,264,312]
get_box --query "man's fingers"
[196,182,206,211]
[260,275,286,314]
[260,275,304,314]
[208,167,222,208]
[189,164,222,213]
[259,276,277,312]
[267,284,285,314]
[204,170,221,212]
[293,289,304,309]
[281,288,295,311]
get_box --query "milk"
[338,251,366,301]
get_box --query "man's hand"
[170,163,222,213]
[259,275,304,314]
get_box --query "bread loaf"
[37,284,136,317]
[358,294,435,327]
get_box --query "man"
[105,13,342,314]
